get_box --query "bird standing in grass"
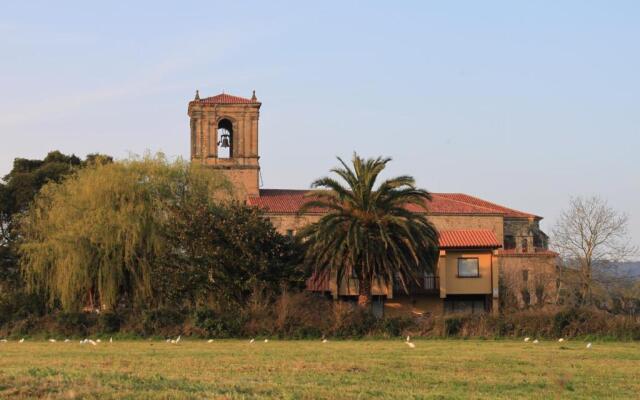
[533,339,539,344]
[264,339,269,343]
[110,337,113,343]
[322,338,328,343]
[586,343,592,349]
[19,338,24,343]
[406,341,416,348]
[249,338,255,344]
[524,337,530,342]
[558,338,564,343]
[49,339,56,343]
[207,339,214,343]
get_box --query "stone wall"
[498,254,558,308]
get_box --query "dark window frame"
[457,257,480,278]
[504,235,516,250]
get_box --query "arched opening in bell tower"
[217,119,233,159]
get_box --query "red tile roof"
[434,193,537,218]
[191,93,257,105]
[247,189,539,218]
[439,230,501,249]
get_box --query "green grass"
[0,339,638,399]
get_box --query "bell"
[218,133,230,148]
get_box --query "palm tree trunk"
[357,276,372,308]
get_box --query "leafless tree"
[552,196,637,305]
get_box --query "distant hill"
[616,262,640,278]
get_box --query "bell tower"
[188,90,261,197]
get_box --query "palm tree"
[299,154,439,308]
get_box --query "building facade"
[189,91,558,316]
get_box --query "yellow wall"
[439,251,494,295]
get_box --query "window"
[286,229,294,238]
[216,119,233,159]
[522,270,529,282]
[522,289,531,305]
[521,238,528,253]
[457,258,479,278]
[504,235,516,250]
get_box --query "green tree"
[1,151,111,288]
[156,201,304,308]
[299,154,439,308]
[18,154,226,311]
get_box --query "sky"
[1,1,639,251]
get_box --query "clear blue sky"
[1,1,639,249]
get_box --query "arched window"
[217,119,233,158]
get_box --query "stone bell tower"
[187,90,261,198]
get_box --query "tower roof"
[191,92,259,105]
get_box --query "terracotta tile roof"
[247,189,539,218]
[191,93,257,105]
[439,230,501,249]
[434,193,538,219]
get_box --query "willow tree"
[18,154,228,311]
[299,154,439,308]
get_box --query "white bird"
[406,342,416,348]
[166,338,171,343]
[586,342,592,349]
[524,337,530,342]
[64,339,70,343]
[176,335,181,343]
[207,339,214,343]
[88,339,97,346]
[19,338,24,343]
[406,335,410,342]
[109,337,113,343]
[96,339,101,343]
[249,338,255,344]
[533,339,539,344]
[49,339,56,343]
[0,339,7,343]
[322,339,328,343]
[264,339,269,343]
[558,338,564,343]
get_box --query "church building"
[188,91,558,317]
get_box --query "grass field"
[0,339,639,399]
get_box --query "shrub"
[141,308,185,336]
[193,309,243,338]
[444,316,463,336]
[56,312,92,336]
[331,304,377,338]
[96,312,121,333]
[375,316,414,337]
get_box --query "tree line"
[0,150,638,338]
